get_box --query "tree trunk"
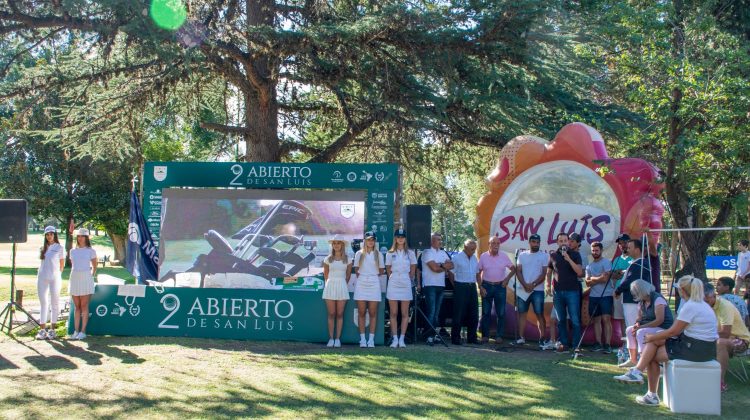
[108,232,126,265]
[243,0,280,162]
[64,213,74,268]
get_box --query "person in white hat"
[35,226,65,340]
[385,228,416,348]
[353,231,385,347]
[68,228,97,340]
[322,234,353,348]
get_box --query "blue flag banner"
[126,191,159,283]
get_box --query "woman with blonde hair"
[385,228,417,348]
[322,235,352,348]
[618,279,674,368]
[68,228,98,340]
[353,231,384,348]
[614,275,718,406]
[36,226,65,340]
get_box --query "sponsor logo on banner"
[332,170,343,183]
[340,204,356,219]
[490,203,618,251]
[347,171,357,182]
[128,222,141,244]
[154,166,168,182]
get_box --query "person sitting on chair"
[704,282,750,392]
[618,280,673,368]
[614,275,718,406]
[716,276,748,327]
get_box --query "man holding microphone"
[548,232,584,352]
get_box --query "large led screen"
[157,189,365,289]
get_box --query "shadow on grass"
[46,340,104,366]
[0,354,18,370]
[4,336,748,418]
[23,355,77,371]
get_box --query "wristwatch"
[439,263,444,269]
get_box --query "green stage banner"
[68,285,385,344]
[142,162,398,248]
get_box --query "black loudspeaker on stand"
[403,205,431,250]
[0,199,38,335]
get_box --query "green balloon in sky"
[150,0,187,31]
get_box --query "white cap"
[77,228,90,236]
[44,226,56,234]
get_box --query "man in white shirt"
[735,239,750,296]
[450,239,480,345]
[514,234,549,347]
[419,233,454,344]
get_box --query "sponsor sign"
[70,285,384,343]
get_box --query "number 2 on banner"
[230,164,243,186]
[158,293,180,329]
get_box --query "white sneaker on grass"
[333,339,341,348]
[68,331,79,340]
[75,332,87,340]
[390,337,398,348]
[635,393,660,406]
[515,338,526,345]
[614,368,644,384]
[618,359,636,368]
[35,329,47,340]
[326,338,335,347]
[398,336,406,348]
[367,337,375,348]
[359,337,367,348]
[541,340,556,351]
[46,329,56,340]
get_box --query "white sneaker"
[35,329,48,340]
[69,331,79,340]
[326,338,335,347]
[541,340,556,351]
[614,368,644,384]
[333,339,341,348]
[390,337,399,348]
[618,359,636,368]
[635,393,660,406]
[359,337,367,348]
[47,330,57,340]
[398,336,406,348]
[367,337,375,348]
[515,337,526,345]
[76,332,87,340]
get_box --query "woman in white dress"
[322,235,352,348]
[353,231,385,347]
[35,226,65,340]
[385,228,416,348]
[68,228,97,340]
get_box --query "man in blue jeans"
[478,236,516,343]
[419,233,454,344]
[548,232,584,352]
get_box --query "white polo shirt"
[421,247,451,287]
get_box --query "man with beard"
[548,232,584,352]
[611,234,633,336]
[514,234,549,348]
[585,241,614,353]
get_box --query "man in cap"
[514,233,549,347]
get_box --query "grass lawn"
[1,335,748,419]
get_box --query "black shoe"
[451,339,463,345]
[603,345,613,354]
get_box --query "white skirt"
[387,273,413,301]
[354,274,382,302]
[69,271,95,296]
[322,275,350,301]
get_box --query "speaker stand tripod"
[412,289,449,347]
[0,242,40,335]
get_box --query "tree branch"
[200,122,252,135]
[307,117,376,163]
